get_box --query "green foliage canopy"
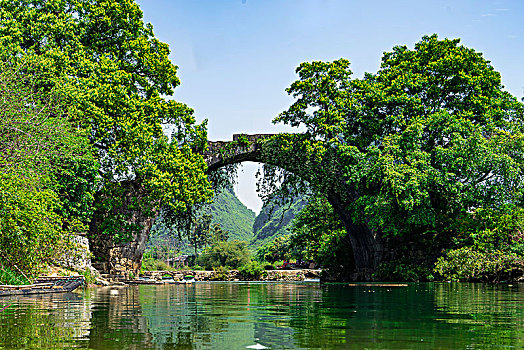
[290,195,353,269]
[434,205,524,282]
[255,235,293,263]
[266,35,524,249]
[0,0,213,236]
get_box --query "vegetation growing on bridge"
[217,134,251,160]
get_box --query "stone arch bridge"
[90,133,384,281]
[203,133,274,170]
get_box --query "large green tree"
[262,35,524,276]
[0,1,213,247]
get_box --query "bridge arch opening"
[205,134,383,281]
[231,162,264,215]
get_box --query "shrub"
[197,240,250,270]
[272,260,285,269]
[238,261,267,279]
[0,266,29,285]
[434,206,524,282]
[434,247,523,282]
[255,236,293,263]
[141,257,172,272]
[210,266,229,281]
[78,268,98,284]
[263,263,274,270]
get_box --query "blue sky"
[136,0,524,213]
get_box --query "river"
[0,282,522,349]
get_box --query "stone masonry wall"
[141,269,322,282]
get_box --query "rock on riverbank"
[141,269,321,282]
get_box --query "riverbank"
[139,269,321,282]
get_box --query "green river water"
[0,282,522,349]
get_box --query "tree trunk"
[327,192,385,281]
[88,180,158,279]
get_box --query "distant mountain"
[207,186,256,242]
[148,185,308,254]
[250,195,307,248]
[148,185,256,254]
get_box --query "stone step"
[99,273,127,282]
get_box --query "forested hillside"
[250,196,307,248]
[208,187,256,242]
[148,186,256,252]
[148,186,306,254]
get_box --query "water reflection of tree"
[0,293,90,348]
[140,283,255,348]
[250,283,325,348]
[251,283,437,348]
[433,283,524,349]
[246,283,524,349]
[86,286,155,349]
[1,283,522,349]
[279,283,524,349]
[0,287,160,349]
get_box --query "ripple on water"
[0,282,523,349]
